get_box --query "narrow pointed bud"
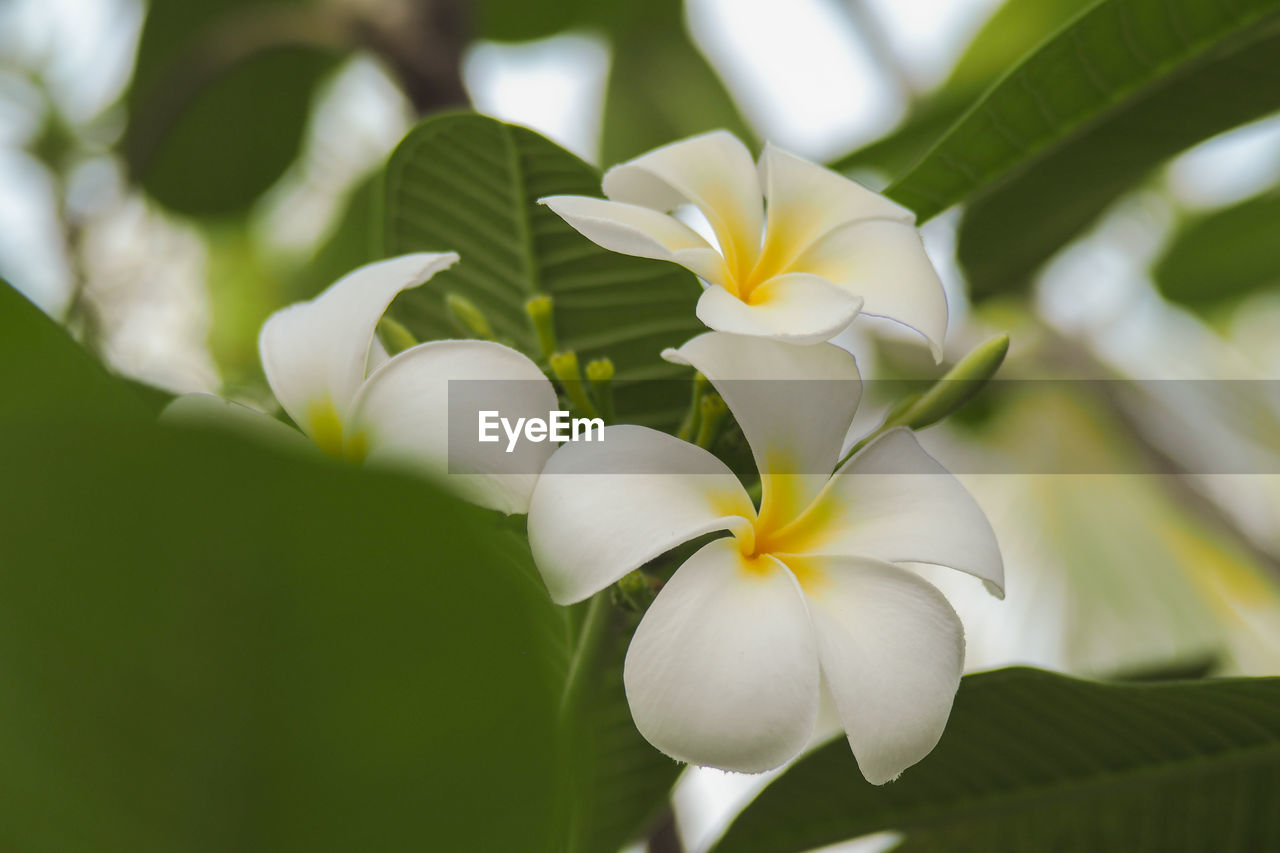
[677,372,710,442]
[445,292,495,340]
[694,393,728,450]
[550,350,600,418]
[376,316,418,355]
[525,294,558,361]
[886,333,1009,431]
[585,357,616,423]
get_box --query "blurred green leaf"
[473,0,750,165]
[0,418,567,852]
[0,282,675,851]
[125,0,340,216]
[1,278,559,848]
[381,112,703,427]
[834,0,1087,181]
[598,0,754,165]
[1110,653,1220,682]
[474,0,594,41]
[882,0,1280,297]
[1154,189,1280,309]
[0,281,153,421]
[714,667,1280,853]
[556,598,681,852]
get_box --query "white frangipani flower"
[528,332,1002,783]
[541,131,947,356]
[169,253,557,514]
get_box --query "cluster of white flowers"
[170,131,1003,784]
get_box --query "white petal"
[259,252,458,433]
[160,393,311,452]
[768,428,1004,597]
[794,219,947,360]
[694,274,863,345]
[347,339,557,515]
[664,332,862,529]
[757,144,914,277]
[603,131,764,279]
[760,144,912,242]
[528,425,755,605]
[789,554,964,784]
[539,195,726,285]
[624,538,820,773]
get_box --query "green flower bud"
[444,293,495,340]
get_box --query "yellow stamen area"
[307,398,368,463]
[759,490,843,557]
[307,398,345,458]
[735,551,777,579]
[703,188,757,286]
[775,554,828,595]
[736,230,796,302]
[708,488,755,522]
[733,549,828,596]
[753,450,808,536]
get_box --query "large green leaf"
[1154,189,1280,309]
[0,420,575,852]
[597,0,754,166]
[0,281,154,421]
[124,0,339,215]
[381,112,704,427]
[474,0,595,41]
[0,279,563,850]
[1,279,674,852]
[833,0,1087,182]
[555,597,681,852]
[713,667,1280,853]
[882,0,1280,297]
[471,0,750,165]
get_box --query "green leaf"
[474,0,594,41]
[713,667,1280,853]
[0,418,572,851]
[883,0,1280,297]
[598,0,754,166]
[1154,189,1280,309]
[125,0,340,215]
[833,0,1087,181]
[0,281,154,421]
[0,280,675,852]
[556,597,681,852]
[381,112,704,427]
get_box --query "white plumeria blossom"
[528,332,1002,783]
[541,131,948,357]
[168,253,557,515]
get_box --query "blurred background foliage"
[4,0,1280,850]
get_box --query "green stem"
[553,592,612,853]
[694,393,728,450]
[677,373,709,442]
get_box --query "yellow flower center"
[725,217,810,303]
[728,470,837,595]
[306,398,368,463]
